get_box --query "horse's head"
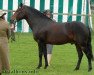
[10,3,26,24]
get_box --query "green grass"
[4,32,93,75]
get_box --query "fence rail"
[1,9,92,16]
[53,13,91,16]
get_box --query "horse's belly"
[46,35,70,45]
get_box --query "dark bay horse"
[10,3,93,71]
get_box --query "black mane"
[24,5,52,21]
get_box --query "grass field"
[3,15,94,75]
[8,33,94,75]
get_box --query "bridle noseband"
[10,19,17,25]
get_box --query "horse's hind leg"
[83,46,92,72]
[75,44,83,70]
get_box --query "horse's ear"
[18,3,23,8]
[20,3,23,7]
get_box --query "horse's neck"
[25,13,52,30]
[25,16,40,30]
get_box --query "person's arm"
[6,24,11,40]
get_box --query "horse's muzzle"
[10,19,17,25]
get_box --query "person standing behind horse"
[43,10,54,66]
[0,10,10,75]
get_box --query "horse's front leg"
[43,43,48,69]
[37,42,43,69]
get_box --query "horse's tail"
[87,28,94,61]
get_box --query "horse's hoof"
[36,66,41,69]
[36,65,42,69]
[74,67,79,71]
[88,68,92,72]
[44,65,48,69]
[36,67,40,69]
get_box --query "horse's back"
[39,21,89,45]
